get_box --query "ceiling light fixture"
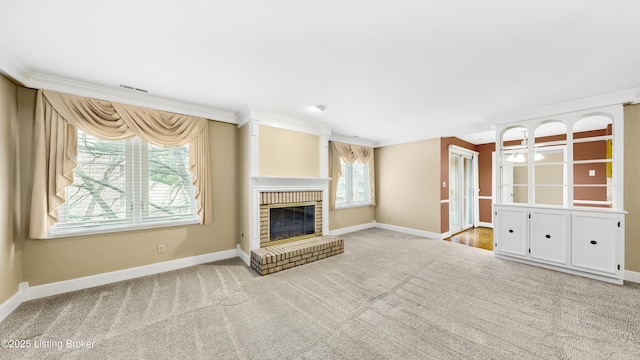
[313,104,328,112]
[505,131,545,163]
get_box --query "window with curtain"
[336,159,371,208]
[49,130,197,236]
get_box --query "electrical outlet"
[157,244,165,254]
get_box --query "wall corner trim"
[624,270,640,284]
[237,245,250,266]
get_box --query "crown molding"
[236,106,252,128]
[0,53,236,123]
[251,110,332,136]
[375,88,640,148]
[329,133,376,147]
[27,72,236,123]
[375,133,441,148]
[0,48,32,84]
[236,105,333,136]
[488,87,640,125]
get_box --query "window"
[336,159,371,208]
[50,130,198,236]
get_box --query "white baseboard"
[328,222,376,236]
[625,270,640,284]
[25,248,238,301]
[0,283,27,323]
[441,231,451,239]
[237,245,250,266]
[374,222,441,239]
[478,221,493,228]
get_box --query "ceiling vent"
[119,84,148,93]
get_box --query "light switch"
[589,169,596,177]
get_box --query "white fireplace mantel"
[242,112,333,263]
[251,176,331,188]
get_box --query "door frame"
[448,145,479,234]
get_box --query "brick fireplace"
[259,191,323,247]
[248,178,343,275]
[252,189,343,276]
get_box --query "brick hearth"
[251,235,344,275]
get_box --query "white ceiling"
[1,1,640,145]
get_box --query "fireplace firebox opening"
[269,202,317,245]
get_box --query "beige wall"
[19,112,238,286]
[513,165,528,203]
[624,104,640,272]
[374,138,441,234]
[0,75,21,304]
[237,124,250,254]
[534,152,564,206]
[258,125,319,177]
[329,207,374,230]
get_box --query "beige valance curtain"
[29,89,212,239]
[329,141,376,210]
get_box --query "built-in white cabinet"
[494,204,624,284]
[493,105,626,284]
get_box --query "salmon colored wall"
[440,202,449,235]
[479,199,492,223]
[476,143,495,224]
[476,143,495,198]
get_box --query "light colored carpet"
[1,228,639,359]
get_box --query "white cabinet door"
[572,213,619,275]
[530,210,569,265]
[495,207,528,257]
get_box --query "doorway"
[449,145,479,235]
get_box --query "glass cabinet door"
[500,126,529,204]
[572,116,613,208]
[534,121,567,206]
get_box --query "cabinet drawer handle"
[545,235,551,239]
[590,240,597,245]
[509,229,514,233]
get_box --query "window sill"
[47,217,200,239]
[335,203,372,210]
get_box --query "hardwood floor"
[445,227,494,251]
